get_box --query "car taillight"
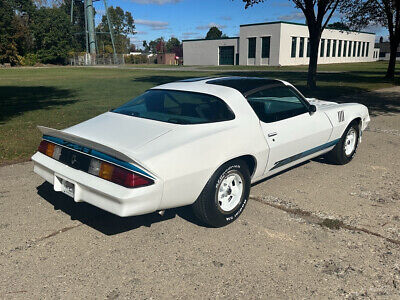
[89,158,153,188]
[38,140,61,160]
[38,140,49,154]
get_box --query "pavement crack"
[35,223,83,243]
[1,223,83,256]
[250,195,400,246]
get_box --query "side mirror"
[309,105,317,115]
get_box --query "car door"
[246,85,332,175]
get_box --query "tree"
[148,37,164,53]
[129,44,137,52]
[97,6,135,54]
[0,0,35,65]
[327,22,350,30]
[166,37,182,56]
[63,0,86,52]
[156,38,166,53]
[206,26,223,39]
[31,6,74,63]
[142,40,150,52]
[243,0,343,89]
[341,0,400,79]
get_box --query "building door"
[219,46,234,65]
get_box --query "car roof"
[177,76,285,97]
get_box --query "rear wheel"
[326,122,359,165]
[192,160,250,227]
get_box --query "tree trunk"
[307,29,321,89]
[386,35,399,79]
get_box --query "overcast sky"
[94,0,387,48]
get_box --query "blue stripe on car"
[270,139,340,171]
[42,135,155,179]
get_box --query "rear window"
[112,89,235,125]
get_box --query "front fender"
[324,103,370,141]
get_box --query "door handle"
[268,132,277,137]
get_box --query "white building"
[183,21,380,66]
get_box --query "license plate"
[61,179,75,198]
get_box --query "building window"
[327,39,331,57]
[306,38,310,57]
[357,41,361,57]
[353,41,357,57]
[261,37,270,58]
[343,41,347,57]
[362,42,366,57]
[348,41,352,57]
[332,40,337,57]
[291,37,297,58]
[299,37,305,57]
[320,39,325,57]
[248,38,256,59]
[366,42,370,57]
[338,40,342,57]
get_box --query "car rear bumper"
[32,152,163,217]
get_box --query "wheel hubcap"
[217,172,243,212]
[344,128,357,156]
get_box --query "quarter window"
[246,86,309,123]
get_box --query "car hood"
[62,112,177,155]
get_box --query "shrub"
[21,54,39,66]
[125,54,149,64]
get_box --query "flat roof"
[182,37,239,42]
[240,21,375,35]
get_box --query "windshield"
[112,89,235,125]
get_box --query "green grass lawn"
[0,61,398,164]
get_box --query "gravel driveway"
[0,87,399,299]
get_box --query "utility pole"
[86,0,96,54]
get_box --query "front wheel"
[326,122,359,165]
[192,160,251,227]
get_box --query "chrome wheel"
[344,128,357,156]
[217,171,244,213]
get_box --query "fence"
[69,53,125,66]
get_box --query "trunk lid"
[40,112,176,160]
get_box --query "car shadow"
[36,182,205,235]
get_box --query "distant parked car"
[32,77,370,227]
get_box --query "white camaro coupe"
[32,77,370,227]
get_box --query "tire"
[326,122,360,165]
[192,159,251,227]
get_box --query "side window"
[246,86,309,123]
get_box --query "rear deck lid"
[41,112,176,158]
